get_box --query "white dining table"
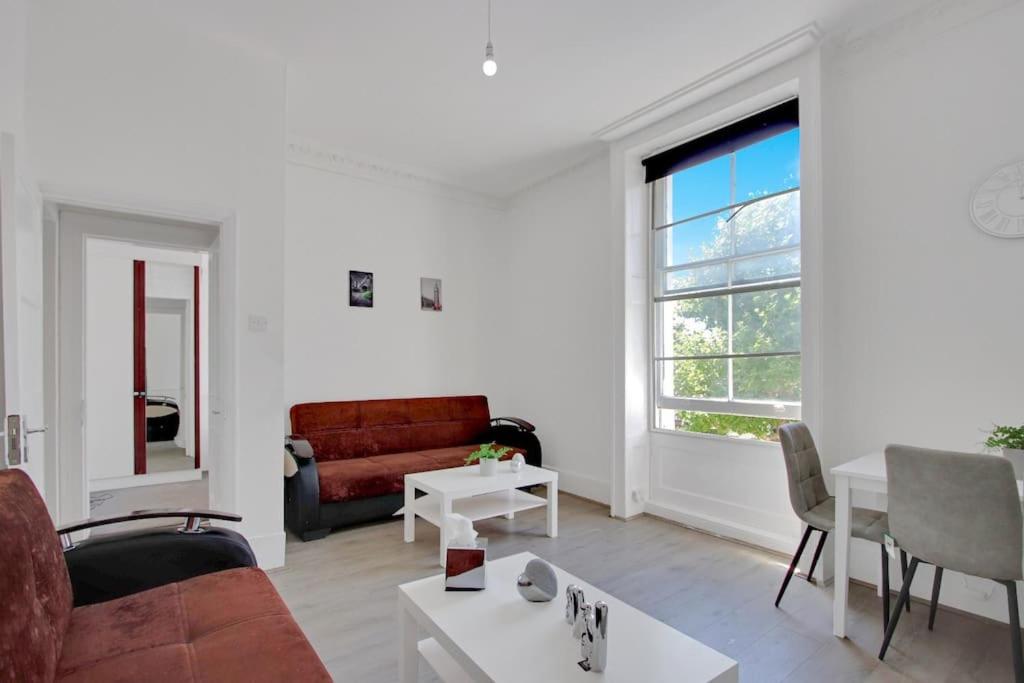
[831,451,1024,638]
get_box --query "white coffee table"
[401,463,558,566]
[398,552,738,683]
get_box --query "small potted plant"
[466,442,510,476]
[986,424,1024,477]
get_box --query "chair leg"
[881,545,890,632]
[1004,581,1024,683]
[806,530,828,583]
[928,566,943,631]
[900,549,911,612]
[880,557,920,660]
[775,526,814,607]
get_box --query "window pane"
[659,360,727,400]
[735,128,800,200]
[661,409,794,442]
[733,356,801,402]
[664,263,728,293]
[670,155,731,222]
[661,297,728,357]
[733,190,800,256]
[732,287,801,354]
[663,212,731,267]
[733,250,800,285]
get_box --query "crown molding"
[825,0,1018,76]
[592,23,821,143]
[286,137,507,211]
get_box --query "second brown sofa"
[284,395,541,540]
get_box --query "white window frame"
[650,114,802,424]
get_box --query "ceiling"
[153,0,881,198]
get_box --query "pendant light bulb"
[481,0,497,77]
[482,41,497,77]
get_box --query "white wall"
[283,162,500,413]
[0,0,27,141]
[819,1,1024,622]
[490,159,614,503]
[29,0,288,566]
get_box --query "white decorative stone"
[515,558,558,602]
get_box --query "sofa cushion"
[317,444,520,503]
[0,469,74,683]
[56,567,330,682]
[290,396,492,461]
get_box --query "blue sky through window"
[669,128,799,264]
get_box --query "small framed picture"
[420,277,442,312]
[349,270,373,308]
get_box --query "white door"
[0,132,47,494]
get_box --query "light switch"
[247,314,268,332]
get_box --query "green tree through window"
[653,122,800,441]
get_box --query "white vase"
[480,458,498,476]
[1003,448,1024,480]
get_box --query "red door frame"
[132,260,146,474]
[193,265,201,469]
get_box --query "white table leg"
[404,478,415,543]
[398,598,418,683]
[439,494,453,567]
[833,473,851,638]
[547,479,558,538]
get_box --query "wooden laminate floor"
[269,490,1016,682]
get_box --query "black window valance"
[641,99,798,184]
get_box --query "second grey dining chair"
[880,445,1023,682]
[776,423,913,631]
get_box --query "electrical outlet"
[247,314,268,333]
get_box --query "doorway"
[51,207,222,525]
[84,238,208,491]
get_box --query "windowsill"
[649,426,781,448]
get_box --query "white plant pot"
[480,458,498,476]
[1003,448,1024,480]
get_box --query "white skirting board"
[246,530,286,569]
[544,466,610,505]
[645,500,799,556]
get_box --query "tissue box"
[445,538,487,591]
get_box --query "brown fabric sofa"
[285,395,541,540]
[0,469,330,682]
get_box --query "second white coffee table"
[398,552,739,682]
[400,462,558,566]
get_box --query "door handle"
[25,426,47,435]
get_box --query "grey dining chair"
[776,423,913,631]
[880,445,1023,682]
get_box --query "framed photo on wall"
[420,277,442,311]
[349,270,373,307]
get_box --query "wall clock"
[971,161,1024,238]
